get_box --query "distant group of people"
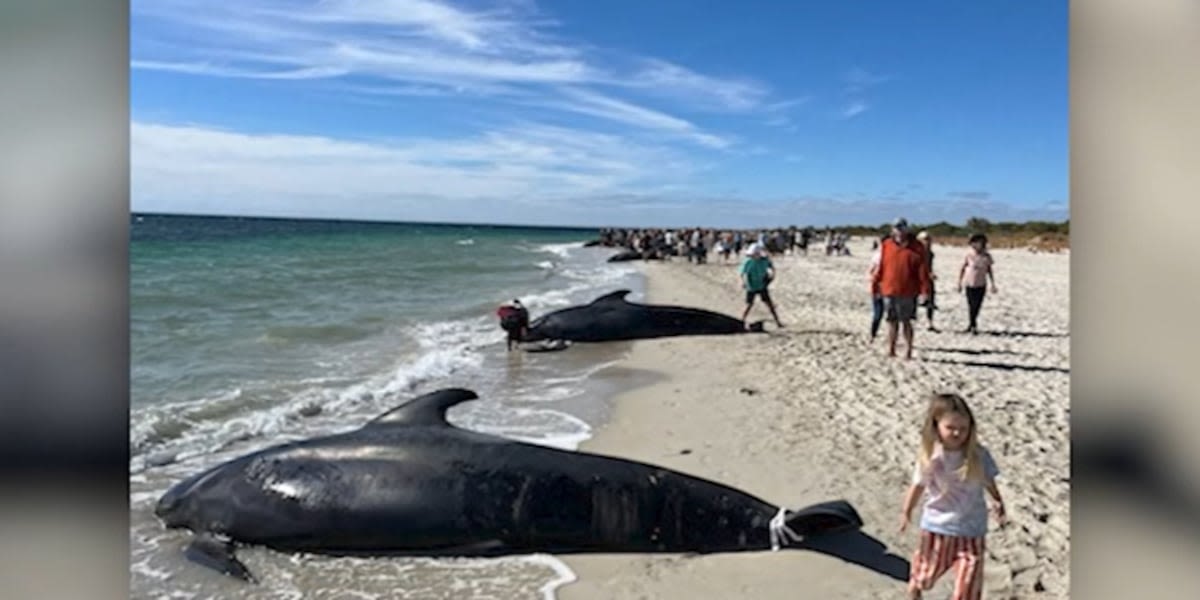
[594,226,818,263]
[868,218,998,358]
[511,219,998,358]
[825,230,851,256]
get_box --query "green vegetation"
[831,217,1069,248]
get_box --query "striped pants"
[908,531,985,599]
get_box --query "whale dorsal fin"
[365,388,479,428]
[591,290,631,304]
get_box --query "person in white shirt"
[899,393,1007,600]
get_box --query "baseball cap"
[892,217,909,230]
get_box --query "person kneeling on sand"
[900,393,1007,600]
[739,243,784,329]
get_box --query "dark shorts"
[745,287,773,304]
[883,295,917,322]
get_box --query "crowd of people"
[593,226,821,263]
[868,219,998,358]
[588,218,999,359]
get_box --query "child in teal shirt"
[739,244,784,328]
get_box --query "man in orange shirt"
[871,218,931,359]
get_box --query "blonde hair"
[917,393,985,482]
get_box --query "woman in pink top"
[957,234,997,334]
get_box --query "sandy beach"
[560,238,1070,599]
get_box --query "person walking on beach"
[900,393,1006,600]
[867,234,888,341]
[739,243,784,328]
[496,299,530,351]
[916,231,939,332]
[957,234,997,334]
[871,218,931,359]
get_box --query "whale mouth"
[154,488,188,528]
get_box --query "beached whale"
[608,249,663,262]
[154,388,862,583]
[522,289,764,343]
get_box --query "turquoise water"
[129,214,643,599]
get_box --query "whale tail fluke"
[185,533,258,583]
[784,500,863,536]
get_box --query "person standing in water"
[957,234,997,334]
[739,243,784,329]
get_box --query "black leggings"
[965,286,987,330]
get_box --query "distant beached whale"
[154,388,861,583]
[522,290,765,343]
[608,249,662,262]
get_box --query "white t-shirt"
[911,444,1000,538]
[962,250,994,288]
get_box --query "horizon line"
[131,210,1068,232]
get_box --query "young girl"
[900,393,1006,600]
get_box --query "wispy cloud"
[131,0,784,144]
[948,190,993,201]
[131,119,1068,227]
[836,66,890,120]
[623,59,769,112]
[840,101,869,119]
[131,120,693,214]
[537,88,732,148]
[842,67,891,94]
[129,60,349,80]
[761,97,809,130]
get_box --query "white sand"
[559,238,1069,599]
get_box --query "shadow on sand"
[921,357,1070,375]
[774,328,857,337]
[793,530,910,582]
[978,329,1069,339]
[922,346,1032,357]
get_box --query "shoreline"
[557,241,1070,599]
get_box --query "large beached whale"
[155,388,862,583]
[521,289,764,344]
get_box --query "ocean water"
[129,214,643,599]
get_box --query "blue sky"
[130,0,1067,228]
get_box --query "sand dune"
[560,238,1069,599]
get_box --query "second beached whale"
[522,289,764,344]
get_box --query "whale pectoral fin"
[184,533,258,583]
[784,500,864,537]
